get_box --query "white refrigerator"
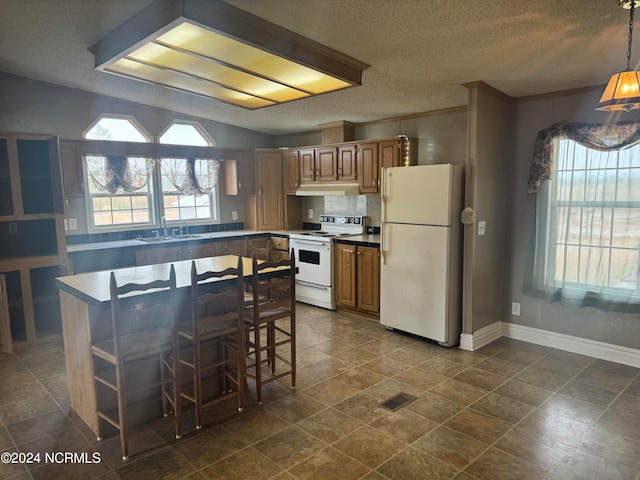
[380,164,463,346]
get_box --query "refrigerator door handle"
[381,222,387,265]
[381,168,387,223]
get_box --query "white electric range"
[289,215,365,310]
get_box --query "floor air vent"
[380,392,417,411]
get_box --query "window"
[84,115,150,143]
[85,155,154,228]
[549,140,640,295]
[158,123,219,225]
[527,122,640,311]
[159,158,219,222]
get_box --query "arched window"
[84,115,151,142]
[83,116,153,229]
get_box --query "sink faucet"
[161,216,167,238]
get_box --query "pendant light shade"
[597,70,640,111]
[597,0,640,111]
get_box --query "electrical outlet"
[68,218,78,230]
[308,209,313,219]
[478,220,486,236]
[231,210,238,220]
[511,302,521,316]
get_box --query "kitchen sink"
[136,234,203,243]
[137,237,176,243]
[172,234,203,239]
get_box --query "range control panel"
[319,215,364,225]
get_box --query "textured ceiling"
[0,0,630,135]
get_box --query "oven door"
[289,238,332,287]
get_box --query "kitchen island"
[55,255,289,434]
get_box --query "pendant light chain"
[627,1,635,70]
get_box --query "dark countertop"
[67,229,301,254]
[334,234,381,247]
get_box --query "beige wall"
[0,72,276,234]
[506,88,640,350]
[463,85,513,334]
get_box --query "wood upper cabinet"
[255,150,285,230]
[60,139,84,197]
[299,147,340,183]
[284,149,300,194]
[378,139,401,170]
[299,148,315,183]
[224,149,255,195]
[335,243,380,314]
[335,243,357,308]
[357,142,379,193]
[337,145,357,182]
[315,147,338,182]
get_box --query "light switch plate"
[69,218,78,230]
[308,209,313,219]
[231,211,238,220]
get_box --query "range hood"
[295,183,360,196]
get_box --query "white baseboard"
[459,321,640,368]
[459,321,504,351]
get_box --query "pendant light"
[597,0,640,111]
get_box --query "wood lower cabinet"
[335,243,380,315]
[270,236,290,262]
[219,238,246,256]
[136,240,236,266]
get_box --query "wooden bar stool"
[244,251,296,404]
[91,265,178,461]
[163,258,245,431]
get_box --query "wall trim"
[459,321,503,351]
[460,321,640,368]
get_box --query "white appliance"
[380,164,463,346]
[289,215,365,310]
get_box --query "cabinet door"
[247,237,270,260]
[186,242,216,259]
[357,142,379,193]
[60,140,84,197]
[357,246,380,313]
[136,246,183,266]
[335,243,357,308]
[0,274,12,353]
[337,145,357,182]
[299,148,315,183]
[378,140,400,170]
[0,138,14,216]
[256,151,285,230]
[315,147,338,182]
[284,150,300,194]
[236,150,255,194]
[224,151,255,195]
[220,239,246,256]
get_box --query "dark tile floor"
[1,303,639,479]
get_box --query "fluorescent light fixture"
[89,0,369,109]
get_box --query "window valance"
[527,120,640,195]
